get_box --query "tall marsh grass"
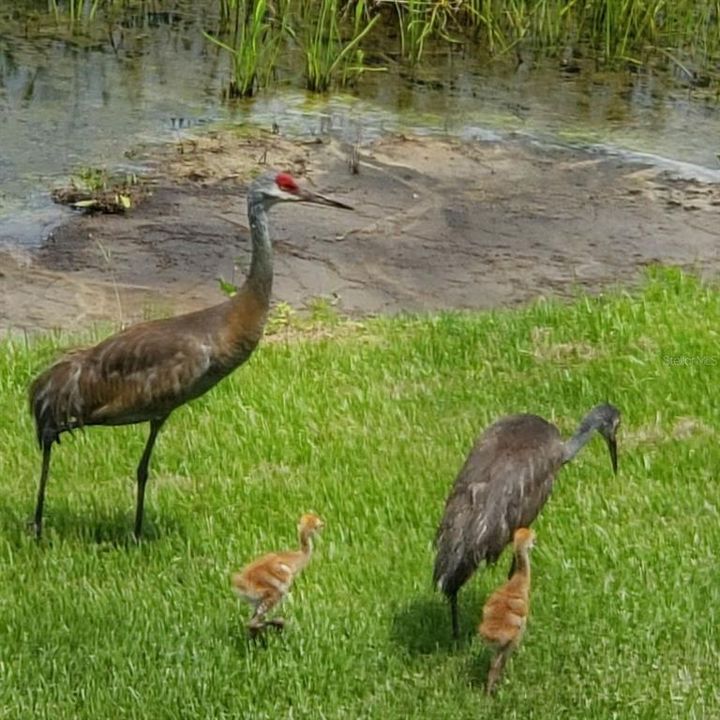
[49,0,103,27]
[295,0,381,92]
[391,0,464,63]
[205,0,287,98]
[376,0,720,68]
[25,1,720,91]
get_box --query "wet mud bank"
[2,131,719,333]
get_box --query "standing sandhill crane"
[479,527,536,694]
[434,403,620,638]
[231,512,324,636]
[28,172,352,540]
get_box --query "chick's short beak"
[298,187,354,210]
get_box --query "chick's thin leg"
[486,644,514,694]
[248,594,279,635]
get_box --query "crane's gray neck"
[242,197,273,300]
[562,413,598,464]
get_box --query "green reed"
[38,1,720,95]
[49,0,102,26]
[205,0,286,98]
[44,0,156,37]
[294,0,381,92]
[389,0,466,62]
[50,1,718,97]
[472,0,720,66]
[374,0,720,76]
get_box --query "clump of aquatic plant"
[205,0,286,98]
[51,166,143,214]
[49,0,102,27]
[387,0,466,63]
[466,0,720,70]
[48,0,139,28]
[581,0,720,66]
[74,166,110,193]
[372,0,720,82]
[43,0,155,39]
[292,0,381,92]
[218,0,233,24]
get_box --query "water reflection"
[0,0,719,246]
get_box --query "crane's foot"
[449,594,460,640]
[132,516,145,543]
[26,518,43,540]
[247,618,268,639]
[247,617,285,639]
[485,668,501,695]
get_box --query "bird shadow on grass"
[465,649,493,691]
[0,502,185,549]
[51,509,187,547]
[389,588,486,656]
[225,617,287,656]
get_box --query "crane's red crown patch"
[276,172,299,192]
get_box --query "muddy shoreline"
[2,130,719,333]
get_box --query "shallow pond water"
[1,1,720,247]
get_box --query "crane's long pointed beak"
[298,188,354,211]
[607,435,618,475]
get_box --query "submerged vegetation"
[50,166,144,214]
[0,269,718,717]
[14,0,720,95]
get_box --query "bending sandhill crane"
[434,403,619,638]
[479,527,536,694]
[29,173,351,540]
[231,513,324,636]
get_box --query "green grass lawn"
[0,267,718,719]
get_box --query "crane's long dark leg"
[134,416,167,540]
[33,439,53,540]
[450,593,459,639]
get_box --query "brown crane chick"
[478,527,536,694]
[231,513,324,636]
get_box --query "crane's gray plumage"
[28,171,351,540]
[433,403,620,637]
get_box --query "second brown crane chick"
[231,513,324,636]
[478,527,536,694]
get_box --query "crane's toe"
[26,517,42,540]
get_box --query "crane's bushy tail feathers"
[29,359,84,447]
[433,544,476,599]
